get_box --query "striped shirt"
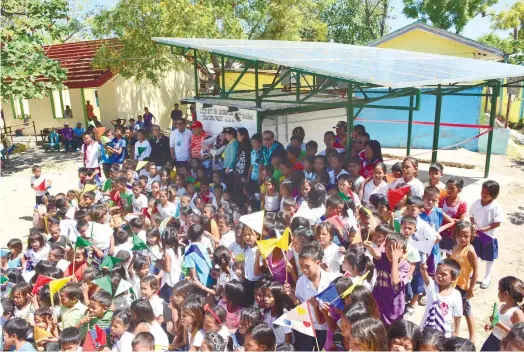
[190,131,209,158]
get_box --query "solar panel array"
[152,38,524,89]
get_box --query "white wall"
[262,108,347,149]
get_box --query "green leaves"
[402,0,498,34]
[1,0,68,100]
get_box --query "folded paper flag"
[8,257,21,269]
[184,244,206,261]
[477,231,494,246]
[387,186,410,211]
[100,256,123,269]
[49,276,73,305]
[114,279,133,297]
[316,281,344,310]
[32,275,54,295]
[83,324,107,351]
[0,248,9,258]
[92,275,113,296]
[491,302,499,326]
[83,184,98,193]
[99,136,111,145]
[257,228,290,259]
[274,302,315,337]
[341,271,370,298]
[75,236,93,248]
[239,210,264,235]
[34,179,47,192]
[131,234,149,251]
[34,326,53,342]
[137,147,146,157]
[136,160,149,171]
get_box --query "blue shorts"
[411,264,425,295]
[439,234,455,252]
[473,237,498,261]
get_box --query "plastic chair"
[43,131,60,152]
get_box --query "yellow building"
[368,21,523,123]
[2,40,195,136]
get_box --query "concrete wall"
[3,64,194,135]
[263,87,489,153]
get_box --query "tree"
[478,0,524,64]
[1,0,69,100]
[91,0,328,84]
[402,0,498,34]
[319,0,390,45]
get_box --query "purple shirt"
[372,253,410,326]
[61,127,74,140]
[143,112,154,126]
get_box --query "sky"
[86,0,518,41]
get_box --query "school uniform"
[295,269,341,351]
[469,199,504,261]
[243,246,264,305]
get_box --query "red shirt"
[190,131,209,158]
[292,161,305,171]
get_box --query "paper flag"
[316,281,344,310]
[83,324,107,351]
[92,275,113,296]
[22,270,36,283]
[385,174,397,184]
[0,276,8,284]
[387,186,411,211]
[234,252,246,262]
[114,279,133,297]
[34,326,53,342]
[83,183,98,193]
[34,178,47,192]
[491,302,499,326]
[49,276,73,305]
[477,231,494,246]
[100,256,123,269]
[439,188,448,200]
[99,136,111,145]
[274,302,315,337]
[239,210,264,235]
[131,234,149,251]
[75,236,93,248]
[102,179,113,192]
[159,216,172,235]
[341,271,370,298]
[136,160,149,171]
[257,228,290,259]
[8,257,21,269]
[0,248,9,257]
[137,147,146,157]
[185,244,206,261]
[408,227,438,255]
[96,127,106,137]
[32,275,54,295]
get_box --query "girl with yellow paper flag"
[256,228,293,284]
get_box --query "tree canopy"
[402,0,498,34]
[1,0,69,100]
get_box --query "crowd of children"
[1,122,524,352]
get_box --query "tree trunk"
[380,0,389,37]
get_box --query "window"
[10,97,31,120]
[50,89,72,119]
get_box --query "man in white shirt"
[169,118,192,164]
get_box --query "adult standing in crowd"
[170,103,183,130]
[233,127,252,207]
[169,118,192,166]
[333,121,348,150]
[222,127,239,192]
[73,122,85,150]
[86,100,95,119]
[150,125,171,166]
[142,107,155,136]
[260,130,284,166]
[189,121,209,159]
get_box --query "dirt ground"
[1,144,524,348]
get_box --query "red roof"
[41,39,121,89]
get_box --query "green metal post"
[254,61,260,107]
[407,95,414,156]
[194,50,199,97]
[484,82,501,178]
[58,90,65,117]
[296,72,301,102]
[431,85,442,163]
[50,91,57,119]
[346,84,354,153]
[220,56,225,97]
[9,96,17,119]
[19,99,25,120]
[80,88,89,127]
[256,111,262,133]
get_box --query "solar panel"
[152,38,524,89]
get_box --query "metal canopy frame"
[155,40,515,178]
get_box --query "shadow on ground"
[510,158,524,172]
[1,148,80,176]
[508,206,524,226]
